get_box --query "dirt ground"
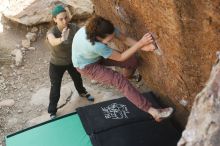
[0,17,148,145]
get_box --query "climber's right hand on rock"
[61,27,70,42]
[139,33,153,46]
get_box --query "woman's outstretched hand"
[139,33,154,46]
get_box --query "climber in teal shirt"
[71,15,174,122]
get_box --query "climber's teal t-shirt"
[72,27,119,69]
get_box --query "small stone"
[11,49,23,66]
[91,79,98,84]
[0,99,15,107]
[22,39,31,48]
[0,82,6,90]
[12,86,17,89]
[18,110,23,113]
[31,27,38,33]
[25,32,37,42]
[28,47,36,50]
[21,47,26,51]
[10,64,15,68]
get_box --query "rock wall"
[91,0,220,126]
[178,52,220,146]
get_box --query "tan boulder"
[1,0,93,25]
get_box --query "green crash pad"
[5,113,92,146]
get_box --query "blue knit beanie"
[52,5,66,17]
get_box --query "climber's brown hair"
[86,15,114,45]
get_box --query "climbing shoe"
[130,74,142,82]
[50,113,56,120]
[79,92,95,102]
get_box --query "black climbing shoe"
[79,92,95,102]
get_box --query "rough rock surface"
[0,0,93,25]
[11,49,23,66]
[178,52,220,146]
[91,0,220,126]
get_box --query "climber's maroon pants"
[77,56,152,112]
